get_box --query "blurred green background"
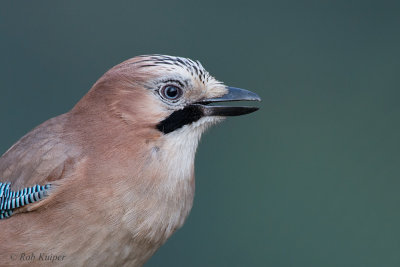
[1,1,400,266]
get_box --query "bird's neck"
[65,108,205,260]
[125,126,202,239]
[96,124,204,257]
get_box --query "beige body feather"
[0,55,259,266]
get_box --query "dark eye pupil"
[164,86,179,99]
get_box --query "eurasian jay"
[0,55,260,266]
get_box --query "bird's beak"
[194,87,261,116]
[157,87,261,134]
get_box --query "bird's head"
[74,54,260,147]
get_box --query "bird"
[0,55,260,266]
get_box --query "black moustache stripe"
[157,105,204,134]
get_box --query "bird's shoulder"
[0,113,81,189]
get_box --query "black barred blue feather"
[0,182,51,219]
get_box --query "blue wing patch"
[0,182,51,219]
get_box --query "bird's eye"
[160,85,183,101]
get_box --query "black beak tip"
[238,89,261,102]
[254,95,262,102]
[242,106,260,115]
[195,86,261,117]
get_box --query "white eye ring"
[160,85,183,101]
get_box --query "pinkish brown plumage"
[0,55,260,266]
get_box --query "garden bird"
[0,55,260,266]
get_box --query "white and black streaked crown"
[135,54,212,84]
